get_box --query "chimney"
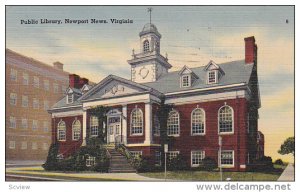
[69,74,80,89]
[79,78,89,88]
[244,36,257,64]
[53,61,64,70]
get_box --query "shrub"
[252,156,274,172]
[167,154,188,171]
[274,159,284,165]
[42,143,59,171]
[201,157,218,171]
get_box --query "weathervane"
[147,7,153,24]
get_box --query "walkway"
[278,163,294,181]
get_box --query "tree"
[278,137,294,156]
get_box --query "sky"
[6,6,294,162]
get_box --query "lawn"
[140,170,283,181]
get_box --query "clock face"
[139,67,149,79]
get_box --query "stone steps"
[106,147,136,173]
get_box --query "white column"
[82,109,87,146]
[122,105,127,145]
[144,102,152,145]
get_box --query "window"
[9,141,15,149]
[191,108,205,135]
[218,106,234,134]
[32,142,38,150]
[43,143,48,151]
[109,125,114,135]
[86,155,96,167]
[115,124,120,135]
[21,141,27,150]
[130,108,143,135]
[167,110,180,136]
[33,98,39,109]
[67,94,74,104]
[44,100,49,110]
[182,75,190,87]
[220,150,234,167]
[153,114,160,135]
[21,118,28,129]
[33,76,39,88]
[53,83,59,93]
[208,71,217,84]
[9,116,16,129]
[43,121,49,132]
[44,80,49,91]
[22,95,28,107]
[168,151,179,160]
[10,68,17,81]
[191,151,205,167]
[90,116,99,137]
[131,151,143,158]
[23,73,29,85]
[143,40,150,52]
[10,93,17,106]
[155,151,161,165]
[32,120,38,131]
[57,121,66,141]
[72,120,81,140]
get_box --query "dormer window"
[204,61,224,85]
[67,94,74,104]
[143,40,150,52]
[181,75,191,87]
[208,71,217,84]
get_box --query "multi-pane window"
[9,116,16,129]
[168,151,179,160]
[53,83,59,93]
[182,75,190,87]
[191,108,205,135]
[32,142,38,150]
[9,141,16,149]
[22,95,28,107]
[131,151,143,159]
[143,40,150,52]
[72,120,81,140]
[44,100,49,110]
[57,121,66,141]
[43,121,49,132]
[131,108,143,135]
[43,143,48,151]
[220,150,234,166]
[33,76,39,88]
[23,73,29,85]
[67,94,73,104]
[21,118,28,129]
[155,151,161,165]
[219,106,234,133]
[32,120,38,131]
[10,93,17,106]
[153,114,160,135]
[86,155,96,167]
[44,80,50,91]
[21,141,27,150]
[115,124,120,135]
[208,71,216,84]
[10,68,18,81]
[90,116,99,137]
[33,98,39,109]
[191,151,205,167]
[167,110,180,136]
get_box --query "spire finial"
[147,7,153,24]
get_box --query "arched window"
[90,116,99,137]
[72,120,81,140]
[218,105,234,133]
[57,120,66,141]
[143,40,150,52]
[191,108,205,135]
[131,108,143,135]
[153,114,160,135]
[167,110,180,136]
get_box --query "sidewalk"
[277,163,294,181]
[6,160,45,167]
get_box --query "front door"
[108,123,121,143]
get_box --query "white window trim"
[32,120,38,131]
[167,110,180,137]
[33,98,39,109]
[219,150,235,168]
[23,73,29,85]
[21,141,28,150]
[168,151,180,160]
[191,150,205,167]
[86,155,96,167]
[22,95,28,108]
[90,116,99,137]
[67,94,74,104]
[10,68,17,81]
[72,120,81,141]
[130,108,144,136]
[207,70,218,84]
[191,108,206,136]
[33,76,39,88]
[153,114,160,136]
[21,118,28,129]
[181,74,191,88]
[9,116,16,129]
[57,120,66,141]
[9,141,16,149]
[218,105,234,135]
[32,142,38,150]
[130,151,143,158]
[10,93,17,106]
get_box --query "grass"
[140,170,283,181]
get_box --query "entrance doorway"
[107,109,122,144]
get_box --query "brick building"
[6,49,69,161]
[48,23,263,171]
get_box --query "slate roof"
[143,60,253,94]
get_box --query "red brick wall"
[152,103,161,144]
[127,103,145,144]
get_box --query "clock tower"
[128,23,172,83]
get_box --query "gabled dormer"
[204,60,225,84]
[178,65,198,88]
[81,84,92,95]
[66,87,82,104]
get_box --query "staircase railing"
[115,143,135,167]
